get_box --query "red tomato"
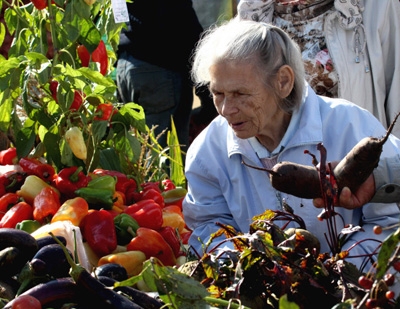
[12,295,42,309]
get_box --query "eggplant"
[98,276,163,309]
[15,244,74,296]
[3,277,78,309]
[94,263,128,281]
[0,228,38,260]
[50,232,144,309]
[30,244,72,278]
[74,269,144,309]
[36,235,67,249]
[0,277,19,301]
[0,247,27,278]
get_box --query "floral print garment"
[238,0,366,98]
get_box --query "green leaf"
[0,90,13,132]
[79,67,116,87]
[91,119,108,144]
[279,294,300,309]
[16,125,37,158]
[77,18,101,52]
[43,131,62,169]
[113,130,141,164]
[376,228,400,279]
[99,148,121,172]
[0,22,5,50]
[168,118,185,188]
[118,103,146,133]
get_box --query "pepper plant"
[0,0,186,187]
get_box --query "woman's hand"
[313,174,375,209]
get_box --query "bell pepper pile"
[0,153,191,281]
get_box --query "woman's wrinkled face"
[209,60,280,140]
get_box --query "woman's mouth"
[231,121,246,130]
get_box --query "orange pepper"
[51,197,89,226]
[113,191,126,211]
[163,205,184,219]
[162,210,185,233]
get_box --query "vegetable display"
[2,0,400,304]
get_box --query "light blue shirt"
[183,85,400,268]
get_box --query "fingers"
[312,187,356,209]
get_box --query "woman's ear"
[276,65,295,99]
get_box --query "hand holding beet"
[313,173,375,210]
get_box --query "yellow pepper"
[98,250,146,277]
[17,175,60,204]
[65,126,87,160]
[51,197,89,226]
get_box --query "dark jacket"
[118,0,204,73]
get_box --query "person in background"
[182,18,400,270]
[237,0,400,137]
[313,155,400,209]
[116,0,204,150]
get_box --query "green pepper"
[113,213,140,245]
[74,187,115,210]
[87,175,116,191]
[16,219,41,234]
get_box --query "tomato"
[11,294,42,309]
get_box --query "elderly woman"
[182,18,400,269]
[237,0,400,137]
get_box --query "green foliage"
[0,0,185,183]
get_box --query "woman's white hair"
[191,18,305,113]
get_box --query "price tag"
[111,0,129,23]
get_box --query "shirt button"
[385,186,395,193]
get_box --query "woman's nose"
[220,96,238,116]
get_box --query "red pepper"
[159,226,181,258]
[127,227,176,266]
[0,192,20,220]
[31,0,47,10]
[19,157,55,182]
[93,103,117,121]
[91,40,108,76]
[0,170,27,193]
[0,201,33,228]
[140,188,165,208]
[123,199,163,230]
[77,40,108,75]
[141,181,161,193]
[80,209,117,256]
[53,166,89,198]
[49,80,59,100]
[33,186,61,224]
[180,229,192,245]
[0,148,17,165]
[161,179,176,191]
[77,45,90,67]
[49,81,84,111]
